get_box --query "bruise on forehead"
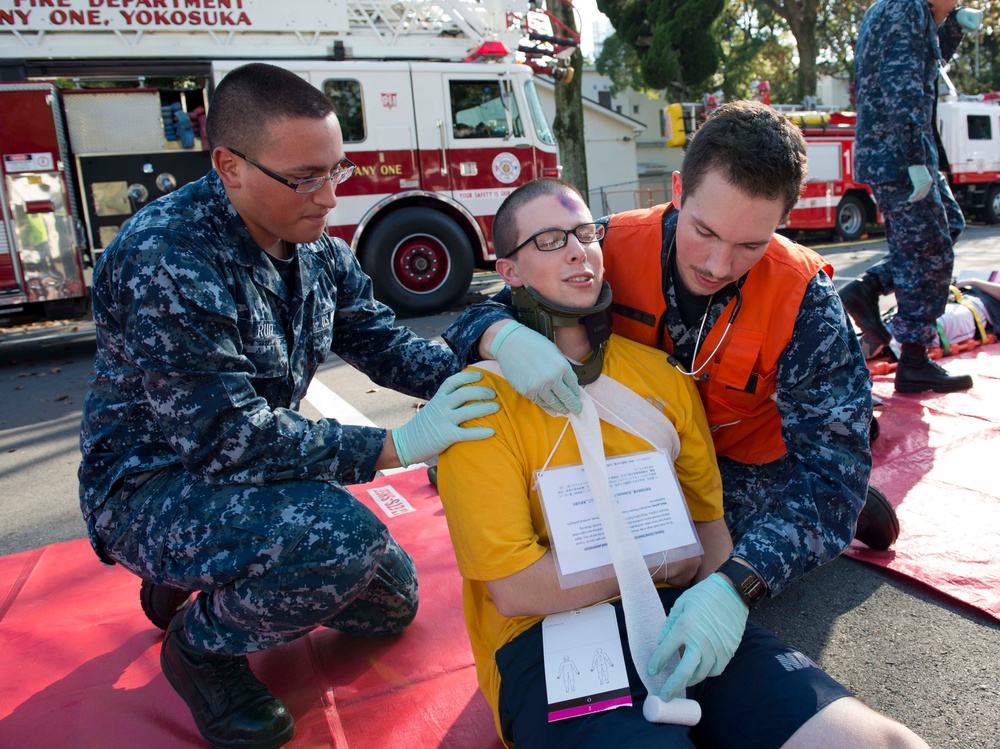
[558,190,585,211]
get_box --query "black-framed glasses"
[227,147,355,193]
[508,222,606,258]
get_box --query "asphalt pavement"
[1,227,998,748]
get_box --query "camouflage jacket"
[443,210,872,597]
[80,170,457,515]
[855,0,965,185]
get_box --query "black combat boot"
[161,616,295,749]
[140,579,193,630]
[894,343,973,393]
[853,485,899,551]
[840,273,892,353]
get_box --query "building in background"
[535,75,650,215]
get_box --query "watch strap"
[716,558,767,608]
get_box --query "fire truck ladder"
[344,0,523,56]
[0,0,527,62]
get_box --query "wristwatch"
[716,558,768,608]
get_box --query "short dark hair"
[493,177,585,258]
[206,63,336,154]
[680,100,807,217]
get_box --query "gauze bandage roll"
[643,695,702,726]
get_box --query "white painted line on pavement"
[303,378,423,475]
[304,378,376,426]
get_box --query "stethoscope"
[667,283,743,379]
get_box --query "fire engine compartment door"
[77,151,211,252]
[0,84,81,304]
[802,141,844,222]
[0,175,19,297]
[60,87,212,253]
[4,172,84,305]
[805,142,843,183]
[413,68,537,208]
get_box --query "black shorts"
[495,587,852,749]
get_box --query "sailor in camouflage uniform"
[844,0,982,393]
[79,63,497,749]
[444,101,891,610]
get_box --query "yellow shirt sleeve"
[438,368,549,583]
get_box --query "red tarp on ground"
[0,468,504,748]
[2,346,998,747]
[846,343,1000,620]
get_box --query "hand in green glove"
[490,321,582,414]
[648,573,749,701]
[956,6,984,31]
[392,370,498,467]
[907,165,934,203]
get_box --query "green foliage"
[592,0,1000,107]
[813,0,1000,97]
[754,0,820,98]
[946,1,1000,95]
[594,32,648,96]
[549,0,589,198]
[715,1,796,102]
[596,0,725,95]
[816,0,872,82]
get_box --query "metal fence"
[588,175,671,217]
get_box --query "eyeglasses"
[507,222,606,258]
[227,147,355,193]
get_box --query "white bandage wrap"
[476,363,703,725]
[568,383,701,726]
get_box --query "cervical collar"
[511,282,613,385]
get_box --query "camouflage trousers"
[868,172,964,346]
[92,466,418,655]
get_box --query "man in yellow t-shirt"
[438,178,928,749]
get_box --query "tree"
[717,1,796,103]
[814,0,1000,97]
[946,1,1000,94]
[594,32,647,98]
[547,0,589,198]
[595,0,726,97]
[816,0,872,88]
[754,0,821,101]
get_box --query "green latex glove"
[907,165,933,203]
[648,573,749,700]
[956,7,984,31]
[392,371,498,466]
[490,321,582,414]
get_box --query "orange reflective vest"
[603,205,833,465]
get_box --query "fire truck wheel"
[835,195,867,242]
[985,184,1000,224]
[363,208,474,316]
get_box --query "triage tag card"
[536,450,700,579]
[541,603,631,722]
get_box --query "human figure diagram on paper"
[558,656,580,692]
[591,647,615,685]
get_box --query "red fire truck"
[666,101,878,241]
[784,97,1000,239]
[780,110,879,242]
[668,96,1000,242]
[0,0,569,321]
